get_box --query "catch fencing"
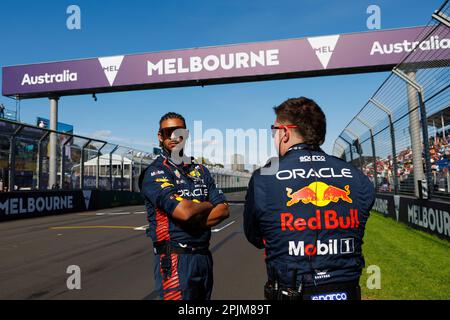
[0,118,250,193]
[333,0,450,200]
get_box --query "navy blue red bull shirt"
[244,143,375,287]
[139,152,227,247]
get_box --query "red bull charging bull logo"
[286,182,352,207]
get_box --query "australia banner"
[3,25,449,99]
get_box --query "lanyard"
[161,152,203,183]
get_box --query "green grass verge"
[360,211,450,300]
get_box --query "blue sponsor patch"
[311,292,348,300]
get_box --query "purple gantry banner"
[2,26,449,98]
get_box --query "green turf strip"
[360,211,450,300]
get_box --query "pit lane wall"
[372,194,450,242]
[0,190,144,222]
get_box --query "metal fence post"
[137,154,145,191]
[80,139,92,189]
[356,116,378,191]
[37,131,50,190]
[109,145,119,190]
[96,143,107,190]
[8,125,24,191]
[60,135,73,189]
[392,68,432,197]
[370,130,377,190]
[344,128,363,171]
[417,91,433,197]
[110,151,113,190]
[339,135,353,164]
[129,156,133,192]
[48,97,59,189]
[121,154,124,192]
[369,98,399,194]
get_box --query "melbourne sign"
[373,194,450,242]
[0,190,88,221]
[3,26,449,98]
[0,190,143,222]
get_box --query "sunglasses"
[159,126,189,139]
[271,124,299,137]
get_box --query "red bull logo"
[280,209,360,231]
[286,182,352,207]
[323,185,352,204]
[286,187,317,206]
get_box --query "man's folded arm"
[205,203,230,227]
[172,199,214,222]
[199,165,230,227]
[187,202,229,229]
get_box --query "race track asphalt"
[0,192,267,300]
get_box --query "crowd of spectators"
[361,130,450,194]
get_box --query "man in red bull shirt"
[244,97,375,300]
[139,112,229,300]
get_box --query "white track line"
[212,220,236,233]
[134,225,148,231]
[96,212,131,216]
